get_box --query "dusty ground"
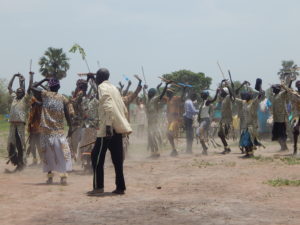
[1,137,300,225]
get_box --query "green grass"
[0,119,9,132]
[280,157,300,165]
[266,178,300,187]
[191,159,215,168]
[252,155,274,162]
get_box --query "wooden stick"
[77,73,96,76]
[157,77,181,87]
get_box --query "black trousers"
[91,133,126,191]
[184,117,194,152]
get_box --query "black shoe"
[16,164,25,171]
[112,189,125,195]
[170,150,178,157]
[221,148,231,154]
[87,188,104,196]
[240,154,253,159]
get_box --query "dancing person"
[217,83,235,154]
[183,92,199,154]
[270,84,289,151]
[164,86,186,156]
[197,89,219,155]
[143,82,170,158]
[31,78,74,185]
[135,97,147,138]
[26,95,43,165]
[235,90,265,158]
[282,81,300,155]
[7,73,33,171]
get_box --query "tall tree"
[278,60,299,81]
[39,47,70,80]
[162,69,212,95]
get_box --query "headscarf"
[48,78,60,88]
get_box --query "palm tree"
[278,60,299,82]
[39,47,70,80]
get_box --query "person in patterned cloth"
[31,78,74,185]
[7,72,33,171]
[75,76,99,171]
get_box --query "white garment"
[97,81,132,137]
[200,101,210,119]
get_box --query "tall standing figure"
[183,92,199,154]
[270,84,288,151]
[282,82,300,155]
[31,78,74,185]
[88,68,132,196]
[165,86,186,157]
[235,90,264,158]
[197,90,219,155]
[218,84,234,154]
[7,73,33,171]
[143,82,169,158]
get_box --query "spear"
[217,61,226,80]
[141,66,147,85]
[29,59,32,73]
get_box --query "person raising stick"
[31,78,74,185]
[218,81,234,154]
[197,89,219,155]
[7,72,33,171]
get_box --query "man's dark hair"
[96,68,110,84]
[190,92,197,101]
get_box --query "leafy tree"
[39,47,70,80]
[0,79,10,114]
[162,70,212,95]
[278,60,299,81]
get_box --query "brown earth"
[1,138,300,225]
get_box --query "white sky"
[1,0,300,94]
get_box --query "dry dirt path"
[1,141,300,225]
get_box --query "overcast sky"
[1,0,299,94]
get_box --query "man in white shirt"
[87,68,132,196]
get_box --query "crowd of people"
[5,68,300,195]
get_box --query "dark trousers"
[91,133,126,191]
[184,117,194,152]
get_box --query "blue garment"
[239,130,253,147]
[183,99,199,119]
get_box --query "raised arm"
[118,82,124,94]
[156,82,163,94]
[159,81,172,100]
[87,73,98,98]
[18,74,26,91]
[206,89,220,106]
[8,74,18,94]
[235,81,250,95]
[31,78,49,101]
[123,78,142,105]
[27,72,34,94]
[142,84,148,104]
[123,80,132,96]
